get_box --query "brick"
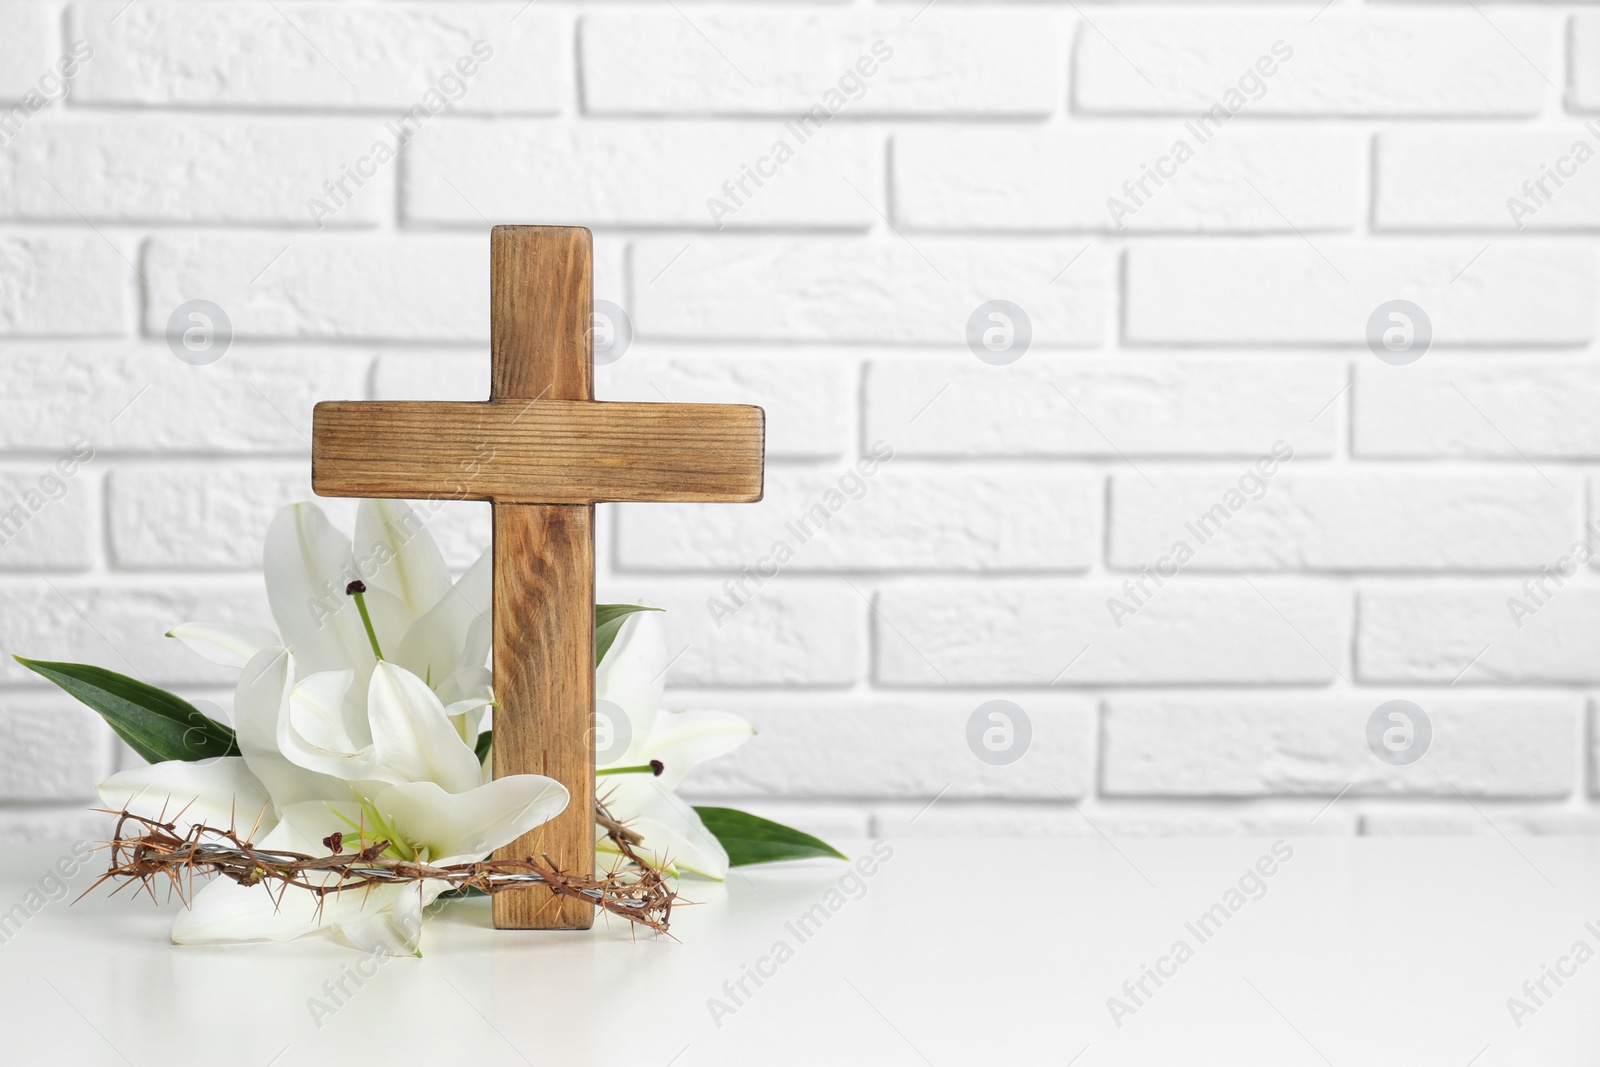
[1358,586,1600,683]
[0,237,127,336]
[1126,241,1593,345]
[1355,360,1600,458]
[406,120,879,229]
[1377,129,1600,231]
[0,696,114,801]
[1570,15,1600,112]
[1076,13,1552,116]
[0,809,107,845]
[0,466,95,572]
[145,236,625,343]
[866,357,1344,457]
[580,12,1063,115]
[601,580,865,687]
[146,237,485,342]
[633,239,1109,344]
[110,469,488,574]
[371,353,486,402]
[1104,695,1579,798]
[616,464,1099,572]
[872,802,1358,838]
[70,2,564,111]
[0,117,387,226]
[671,693,1095,800]
[0,584,270,687]
[0,344,369,453]
[1110,469,1580,571]
[374,349,855,460]
[1592,702,1600,798]
[874,581,1348,685]
[894,128,1363,232]
[0,5,56,102]
[109,465,312,570]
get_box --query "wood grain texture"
[490,227,595,931]
[491,502,596,930]
[312,399,765,504]
[491,226,592,403]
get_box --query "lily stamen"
[597,760,664,777]
[345,579,384,662]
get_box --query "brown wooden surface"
[491,226,592,402]
[491,502,595,930]
[312,399,765,504]
[489,227,597,931]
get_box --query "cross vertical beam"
[490,226,595,930]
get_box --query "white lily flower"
[168,499,494,738]
[101,499,566,953]
[594,610,755,880]
[166,773,566,954]
[105,498,755,949]
[101,656,568,954]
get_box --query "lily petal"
[170,804,455,954]
[171,866,422,951]
[633,709,756,790]
[165,622,280,669]
[374,776,569,860]
[235,647,347,805]
[595,608,665,747]
[338,882,447,956]
[367,662,482,794]
[97,757,272,832]
[392,548,491,693]
[286,670,363,751]
[597,775,728,879]
[442,696,489,751]
[354,499,452,620]
[454,546,492,618]
[263,502,372,681]
[279,669,386,783]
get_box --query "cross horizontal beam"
[312,399,765,504]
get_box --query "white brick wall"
[578,12,1063,115]
[407,121,880,229]
[1376,129,1600,230]
[1126,242,1595,345]
[1074,13,1553,116]
[894,129,1365,232]
[3,0,1599,842]
[0,118,390,225]
[633,237,1111,344]
[73,3,567,111]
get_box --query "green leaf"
[474,728,493,765]
[14,656,238,764]
[595,604,663,667]
[694,806,847,867]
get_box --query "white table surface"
[3,835,1598,1065]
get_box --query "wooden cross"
[310,226,765,929]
